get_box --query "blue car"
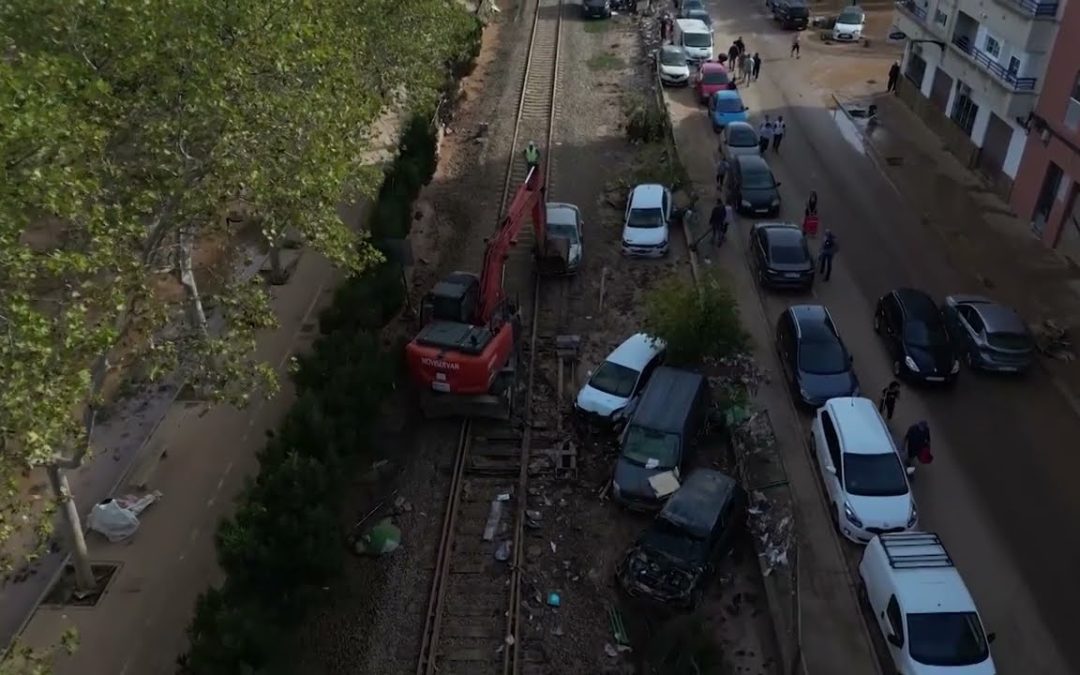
[709,90,748,132]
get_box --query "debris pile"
[1034,318,1074,361]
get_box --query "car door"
[814,411,843,503]
[957,305,984,353]
[879,594,907,667]
[661,188,672,225]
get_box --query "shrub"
[625,95,669,144]
[643,274,748,366]
[317,262,404,335]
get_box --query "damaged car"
[617,469,747,608]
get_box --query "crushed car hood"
[618,543,702,604]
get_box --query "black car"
[776,305,859,408]
[582,0,611,19]
[750,222,814,290]
[874,288,960,384]
[773,0,809,29]
[727,155,781,217]
[617,469,747,608]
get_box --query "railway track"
[414,1,568,674]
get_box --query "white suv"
[810,397,916,543]
[622,184,671,257]
[859,532,997,674]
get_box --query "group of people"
[724,37,762,85]
[879,381,935,472]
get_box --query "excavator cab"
[420,271,481,325]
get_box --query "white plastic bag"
[88,499,141,542]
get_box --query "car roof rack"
[880,532,954,570]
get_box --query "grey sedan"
[942,295,1035,373]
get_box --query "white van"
[859,532,997,674]
[673,18,713,63]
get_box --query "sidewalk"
[838,91,1080,413]
[17,250,337,675]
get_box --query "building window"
[1007,57,1020,77]
[983,35,1001,57]
[1067,72,1080,132]
[934,9,948,25]
[951,83,978,136]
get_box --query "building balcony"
[895,0,929,25]
[951,35,1037,92]
[992,0,1058,19]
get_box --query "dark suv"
[773,0,810,29]
[617,469,747,608]
[874,288,960,384]
[582,0,611,19]
[776,305,859,408]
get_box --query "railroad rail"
[415,1,567,674]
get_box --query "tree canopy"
[643,274,748,366]
[0,0,480,568]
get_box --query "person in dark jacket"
[818,229,837,281]
[751,52,762,81]
[879,380,901,420]
[903,420,931,468]
[728,43,740,65]
[709,199,729,245]
[887,61,901,92]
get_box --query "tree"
[0,0,481,595]
[643,274,748,366]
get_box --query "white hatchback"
[622,184,672,258]
[832,6,866,41]
[575,333,666,425]
[810,397,917,543]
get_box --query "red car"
[694,62,736,104]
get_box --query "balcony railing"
[998,0,1058,18]
[951,35,1037,92]
[895,0,929,23]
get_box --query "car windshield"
[842,453,909,497]
[702,71,730,85]
[769,243,807,264]
[627,206,665,228]
[903,320,949,347]
[683,33,712,48]
[742,168,775,189]
[713,96,743,113]
[622,426,680,468]
[987,331,1032,351]
[661,49,687,67]
[799,340,849,375]
[588,361,639,398]
[643,517,709,563]
[907,613,990,667]
[837,9,863,23]
[727,126,757,147]
[547,221,579,241]
[788,5,809,17]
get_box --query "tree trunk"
[47,465,95,593]
[177,227,210,339]
[267,244,288,286]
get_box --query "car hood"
[713,110,748,124]
[907,343,955,376]
[846,491,913,530]
[834,21,863,31]
[623,225,668,246]
[741,186,778,205]
[618,542,701,604]
[613,456,667,501]
[576,383,629,417]
[798,369,858,404]
[661,64,690,76]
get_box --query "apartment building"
[891,0,1061,197]
[1009,0,1080,258]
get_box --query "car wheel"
[892,360,901,376]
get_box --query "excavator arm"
[477,164,547,322]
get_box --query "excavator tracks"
[414,1,566,674]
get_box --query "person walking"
[802,191,819,236]
[902,420,932,473]
[758,116,773,153]
[772,115,786,152]
[709,198,729,246]
[734,36,746,56]
[524,141,541,171]
[728,42,740,65]
[879,380,901,421]
[818,229,837,281]
[751,52,762,81]
[738,51,750,83]
[715,156,730,190]
[791,33,801,59]
[887,61,900,93]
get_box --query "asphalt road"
[675,0,1076,671]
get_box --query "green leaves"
[643,274,749,366]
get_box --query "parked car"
[612,367,710,510]
[617,469,746,608]
[874,288,960,384]
[581,0,612,19]
[679,6,713,30]
[544,202,583,273]
[720,121,760,159]
[859,532,997,674]
[679,0,706,11]
[673,18,713,63]
[708,90,748,131]
[942,295,1035,373]
[776,305,859,408]
[657,45,691,87]
[694,62,736,103]
[773,0,810,29]
[832,5,866,41]
[749,222,814,290]
[575,333,666,426]
[621,184,672,257]
[727,154,781,217]
[811,397,917,544]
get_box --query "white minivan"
[673,18,713,63]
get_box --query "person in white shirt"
[757,116,773,153]
[772,115,786,152]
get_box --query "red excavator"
[405,165,555,419]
